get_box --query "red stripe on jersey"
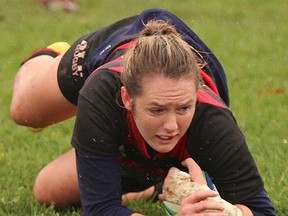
[197,86,227,109]
[199,68,220,97]
[113,40,136,51]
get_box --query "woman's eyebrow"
[149,99,195,107]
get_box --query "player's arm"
[76,151,139,215]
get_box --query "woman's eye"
[150,108,164,114]
[177,106,191,114]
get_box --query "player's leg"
[10,44,77,128]
[34,148,80,208]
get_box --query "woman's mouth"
[156,135,176,143]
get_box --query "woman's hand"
[160,158,227,215]
[121,186,155,205]
[181,158,207,185]
[159,157,206,201]
[177,190,225,216]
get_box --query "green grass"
[1,0,287,215]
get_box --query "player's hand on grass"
[122,185,155,205]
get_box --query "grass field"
[0,0,287,215]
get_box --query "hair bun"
[140,20,179,37]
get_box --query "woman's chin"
[152,142,177,153]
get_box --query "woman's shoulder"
[197,86,228,109]
[80,68,122,98]
[188,94,240,151]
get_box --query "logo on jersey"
[72,40,88,78]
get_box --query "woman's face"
[121,74,197,153]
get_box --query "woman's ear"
[121,86,132,110]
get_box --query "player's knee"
[10,102,26,126]
[10,104,34,127]
[34,168,53,206]
[10,101,44,128]
[34,165,79,208]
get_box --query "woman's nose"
[163,113,178,132]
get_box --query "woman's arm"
[237,188,276,216]
[72,70,141,215]
[188,104,276,215]
[76,150,137,216]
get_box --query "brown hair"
[121,20,201,98]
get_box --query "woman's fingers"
[182,190,218,204]
[180,190,225,215]
[121,186,155,204]
[181,158,206,185]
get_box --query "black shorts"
[57,33,93,105]
[57,16,137,105]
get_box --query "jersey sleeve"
[71,69,127,156]
[76,151,135,216]
[241,188,276,215]
[187,103,268,207]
